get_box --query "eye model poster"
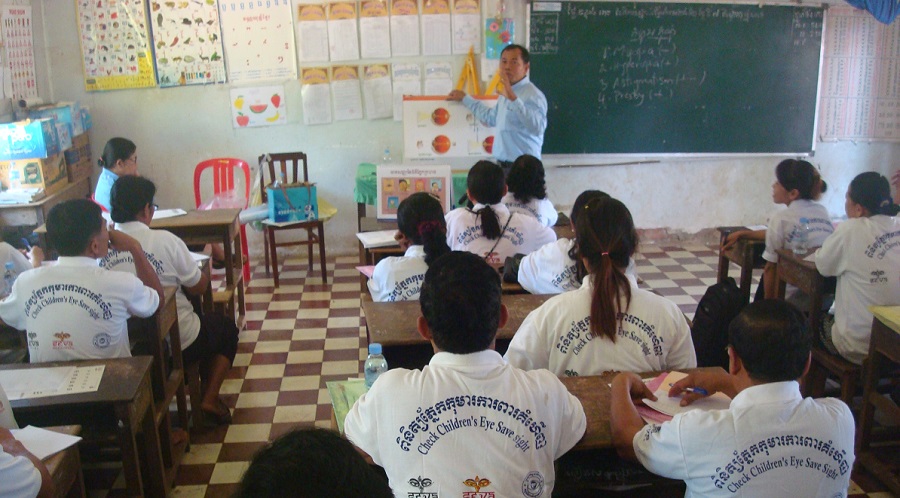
[76,0,156,91]
[376,164,452,220]
[402,95,497,160]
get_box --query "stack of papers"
[0,188,44,204]
[356,229,399,249]
[11,426,82,460]
[637,371,732,424]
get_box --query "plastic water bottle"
[2,262,16,296]
[364,343,388,389]
[382,147,393,164]
[793,217,810,254]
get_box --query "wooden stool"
[803,347,861,405]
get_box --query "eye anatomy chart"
[149,0,227,87]
[1,5,37,100]
[76,0,156,90]
[403,95,497,159]
[219,0,298,83]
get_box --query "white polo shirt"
[445,203,556,265]
[634,381,855,498]
[505,277,696,376]
[763,199,833,263]
[0,445,41,498]
[502,192,559,228]
[816,215,900,365]
[100,221,203,349]
[367,245,428,302]
[0,242,31,275]
[517,238,638,294]
[0,257,159,362]
[345,350,586,497]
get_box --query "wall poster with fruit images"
[149,0,226,87]
[76,0,157,90]
[219,0,297,83]
[375,164,452,220]
[402,96,497,160]
[230,85,286,128]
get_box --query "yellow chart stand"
[485,70,503,96]
[455,47,482,96]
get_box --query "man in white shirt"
[345,251,586,497]
[0,199,162,362]
[0,427,52,498]
[610,300,854,497]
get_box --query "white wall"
[33,0,899,256]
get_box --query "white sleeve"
[503,309,551,371]
[516,252,542,294]
[126,276,160,318]
[541,200,558,228]
[814,223,847,277]
[0,447,42,498]
[0,282,26,330]
[633,419,689,480]
[763,211,786,263]
[168,237,202,288]
[367,259,391,302]
[664,307,698,370]
[344,386,384,466]
[542,372,586,458]
[0,243,31,274]
[524,217,557,254]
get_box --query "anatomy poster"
[149,0,226,87]
[402,96,496,160]
[1,5,36,100]
[219,0,297,82]
[76,0,156,90]
[230,85,286,128]
[376,164,452,220]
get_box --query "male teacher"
[448,44,547,176]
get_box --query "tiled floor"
[79,244,896,497]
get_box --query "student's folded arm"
[184,272,209,296]
[609,372,654,461]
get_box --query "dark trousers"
[498,160,513,178]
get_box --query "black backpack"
[691,277,747,369]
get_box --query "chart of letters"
[819,6,900,141]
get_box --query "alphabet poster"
[76,0,156,90]
[402,95,497,160]
[149,0,227,87]
[230,85,286,128]
[1,5,36,100]
[219,0,297,83]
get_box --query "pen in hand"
[669,383,709,396]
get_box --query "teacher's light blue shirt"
[462,75,548,162]
[93,168,118,212]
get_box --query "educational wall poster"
[359,0,390,59]
[421,0,451,56]
[402,95,497,160]
[392,62,421,120]
[295,4,328,62]
[151,0,226,87]
[819,6,900,141]
[76,0,156,91]
[301,67,333,125]
[230,85,286,128]
[484,17,513,59]
[327,2,360,61]
[423,61,453,95]
[451,0,481,54]
[1,5,36,100]
[390,0,419,57]
[331,65,363,120]
[376,164,452,220]
[219,0,297,83]
[363,64,392,119]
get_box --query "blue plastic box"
[266,183,319,223]
[0,119,61,160]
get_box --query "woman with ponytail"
[445,161,555,265]
[368,193,450,302]
[815,172,900,365]
[505,196,696,376]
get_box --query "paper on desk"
[356,265,376,278]
[190,252,211,263]
[0,365,104,400]
[326,379,368,434]
[153,208,187,219]
[641,371,731,418]
[356,229,399,249]
[11,426,81,460]
[746,225,767,231]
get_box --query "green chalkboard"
[529,2,824,154]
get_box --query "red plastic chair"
[193,158,251,284]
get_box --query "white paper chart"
[819,6,900,141]
[1,5,36,100]
[219,0,298,83]
[0,365,105,400]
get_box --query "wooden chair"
[258,153,327,287]
[803,346,861,406]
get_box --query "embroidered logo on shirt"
[463,475,493,497]
[93,332,112,349]
[522,471,544,497]
[407,476,437,497]
[52,332,74,350]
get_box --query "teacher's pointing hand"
[447,90,466,101]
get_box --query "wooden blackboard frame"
[527,1,826,156]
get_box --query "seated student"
[102,176,238,424]
[94,137,139,212]
[0,199,162,362]
[345,251,586,496]
[0,242,43,276]
[505,196,695,376]
[517,189,637,294]
[235,427,393,498]
[0,426,53,498]
[610,300,855,497]
[368,192,450,302]
[816,172,900,365]
[502,154,558,227]
[723,159,832,300]
[445,161,556,265]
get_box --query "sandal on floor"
[201,407,231,426]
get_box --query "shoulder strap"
[484,213,513,261]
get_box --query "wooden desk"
[2,357,165,497]
[150,209,245,324]
[716,226,765,303]
[362,294,551,369]
[774,248,826,333]
[856,306,900,494]
[44,425,86,498]
[128,286,188,485]
[0,177,91,229]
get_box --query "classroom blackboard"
[529,2,824,154]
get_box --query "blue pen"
[20,237,31,251]
[669,383,709,396]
